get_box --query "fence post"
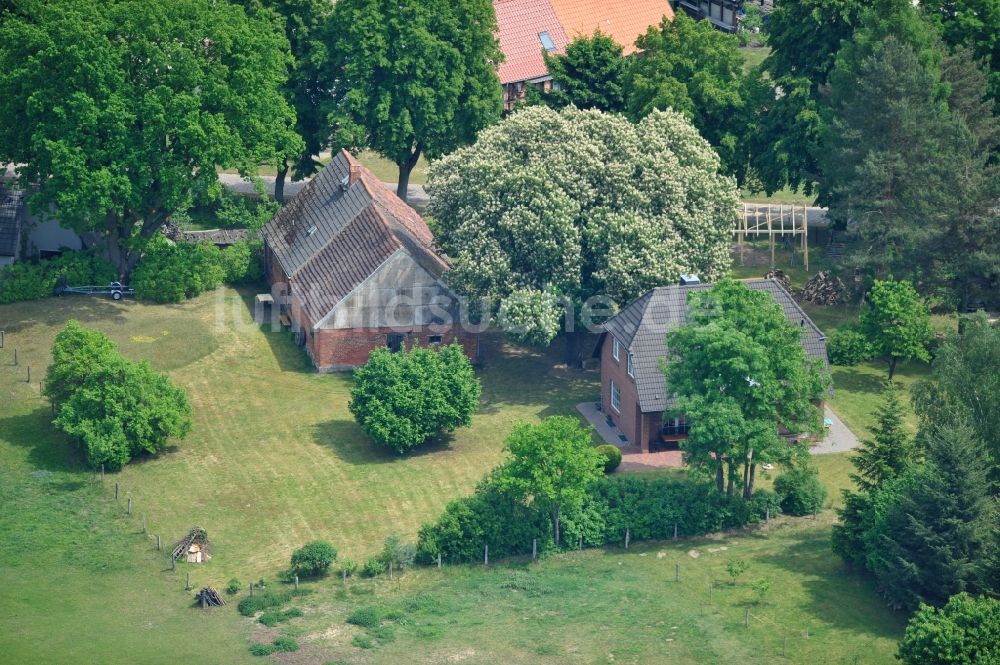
[171,556,176,571]
[185,572,190,590]
[389,562,393,580]
[532,538,537,561]
[484,545,489,566]
[675,563,679,582]
[1,330,4,347]
[115,482,119,500]
[437,552,442,569]
[13,348,17,366]
[156,534,161,550]
[813,506,818,520]
[249,583,254,598]
[673,523,678,540]
[127,497,132,515]
[745,608,750,627]
[625,528,630,549]
[294,575,299,591]
[709,582,714,604]
[578,536,583,550]
[101,464,105,481]
[766,508,770,523]
[26,365,30,383]
[342,570,347,586]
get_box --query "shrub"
[339,559,358,578]
[220,239,264,284]
[248,642,276,656]
[774,464,827,516]
[290,540,337,578]
[258,609,282,627]
[236,588,311,617]
[346,606,382,629]
[380,535,416,570]
[898,593,1000,665]
[272,637,299,653]
[595,444,623,473]
[361,556,387,578]
[828,326,876,366]
[131,236,225,303]
[726,558,749,583]
[0,250,116,304]
[352,634,374,649]
[349,343,481,454]
[226,578,243,595]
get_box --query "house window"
[610,380,621,413]
[627,353,635,378]
[539,31,556,52]
[612,337,620,361]
[386,333,404,353]
[428,335,442,345]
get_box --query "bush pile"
[416,474,782,564]
[0,251,115,304]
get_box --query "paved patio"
[577,401,860,471]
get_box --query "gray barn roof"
[261,150,448,325]
[600,278,829,413]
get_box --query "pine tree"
[851,382,918,492]
[870,424,998,610]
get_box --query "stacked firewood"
[764,269,792,292]
[195,587,226,608]
[802,271,847,305]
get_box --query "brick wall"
[600,333,649,451]
[308,325,479,371]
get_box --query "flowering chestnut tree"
[427,106,738,347]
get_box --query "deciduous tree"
[921,0,1000,104]
[541,31,627,113]
[322,0,502,201]
[0,0,300,278]
[43,320,118,408]
[664,279,828,498]
[859,279,931,380]
[898,593,1000,665]
[494,416,604,546]
[627,13,748,174]
[427,105,739,349]
[348,343,481,454]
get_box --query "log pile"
[802,271,847,305]
[764,269,792,292]
[172,526,210,563]
[195,587,226,608]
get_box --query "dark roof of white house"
[261,150,448,325]
[600,278,829,413]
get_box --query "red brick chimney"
[349,164,362,186]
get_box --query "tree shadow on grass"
[755,523,906,640]
[311,418,458,465]
[0,408,82,473]
[1,295,131,334]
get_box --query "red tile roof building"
[494,0,675,110]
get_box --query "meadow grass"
[256,509,904,664]
[0,283,907,663]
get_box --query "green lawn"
[739,46,770,71]
[356,150,430,186]
[242,510,904,664]
[0,286,908,663]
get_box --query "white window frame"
[612,337,620,361]
[610,380,621,413]
[627,353,635,378]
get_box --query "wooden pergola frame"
[735,204,810,271]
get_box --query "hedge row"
[416,474,781,564]
[0,251,116,304]
[132,236,263,303]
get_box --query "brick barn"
[594,278,828,452]
[261,149,478,371]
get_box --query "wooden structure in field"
[736,204,810,271]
